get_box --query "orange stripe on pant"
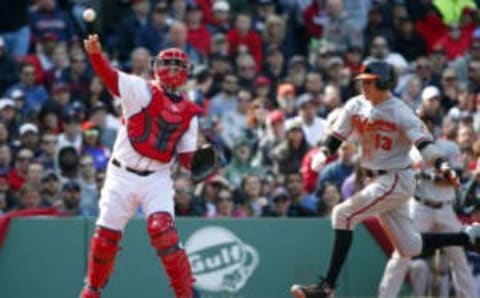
[346,173,399,230]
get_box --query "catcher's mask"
[355,61,396,91]
[154,48,190,88]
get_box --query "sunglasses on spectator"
[175,188,191,195]
[217,195,233,202]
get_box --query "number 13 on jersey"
[375,133,392,150]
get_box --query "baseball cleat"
[465,223,480,249]
[290,279,334,298]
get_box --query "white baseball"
[83,8,96,23]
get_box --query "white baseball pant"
[378,199,476,298]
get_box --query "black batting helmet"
[355,61,396,90]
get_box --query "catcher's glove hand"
[190,144,221,183]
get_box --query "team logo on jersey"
[185,226,259,293]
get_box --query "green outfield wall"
[0,217,393,298]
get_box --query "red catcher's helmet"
[154,48,190,88]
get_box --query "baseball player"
[80,34,201,298]
[290,61,480,298]
[378,115,476,298]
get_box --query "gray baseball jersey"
[331,95,432,170]
[411,139,462,203]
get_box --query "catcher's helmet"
[154,48,190,88]
[355,61,396,90]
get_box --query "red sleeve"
[88,53,120,97]
[178,152,194,170]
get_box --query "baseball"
[83,8,96,23]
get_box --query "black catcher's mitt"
[190,144,221,183]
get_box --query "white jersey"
[110,72,198,172]
[410,139,462,202]
[332,95,432,170]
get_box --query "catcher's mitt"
[190,144,221,183]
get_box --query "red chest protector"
[126,83,201,163]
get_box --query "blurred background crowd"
[0,0,478,219]
[1,0,480,295]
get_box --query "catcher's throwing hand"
[190,144,221,183]
[84,34,102,54]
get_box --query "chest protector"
[126,83,201,163]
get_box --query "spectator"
[195,175,231,217]
[439,67,460,111]
[174,174,204,216]
[364,35,408,76]
[207,1,231,34]
[85,76,114,118]
[8,147,33,193]
[5,62,49,116]
[236,174,266,217]
[272,119,310,175]
[219,89,250,150]
[448,84,475,121]
[303,0,328,39]
[81,126,110,171]
[227,13,263,72]
[286,55,307,95]
[185,3,211,58]
[316,141,356,192]
[136,2,170,55]
[58,111,82,153]
[253,109,285,170]
[87,102,117,149]
[0,37,18,94]
[0,144,12,174]
[284,172,317,216]
[40,169,60,207]
[394,17,427,62]
[276,83,296,118]
[0,98,19,138]
[13,182,45,211]
[252,75,273,108]
[436,23,472,61]
[28,0,76,44]
[262,15,289,57]
[212,187,242,218]
[129,47,151,79]
[417,86,443,127]
[235,53,257,89]
[225,139,263,187]
[25,162,43,189]
[44,44,68,89]
[37,133,57,170]
[286,94,327,146]
[453,38,480,84]
[17,123,40,155]
[432,0,476,25]
[0,0,30,57]
[262,186,292,217]
[363,6,395,53]
[304,72,324,106]
[57,146,79,184]
[61,52,90,102]
[164,21,202,65]
[208,73,239,120]
[0,172,16,211]
[57,180,84,216]
[114,0,151,65]
[317,182,341,217]
[262,45,286,88]
[322,0,363,53]
[78,155,98,216]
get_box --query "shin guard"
[84,226,122,291]
[147,212,194,298]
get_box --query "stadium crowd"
[1,0,480,293]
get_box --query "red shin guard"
[148,212,194,298]
[84,226,122,291]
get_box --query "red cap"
[254,76,271,87]
[267,109,285,124]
